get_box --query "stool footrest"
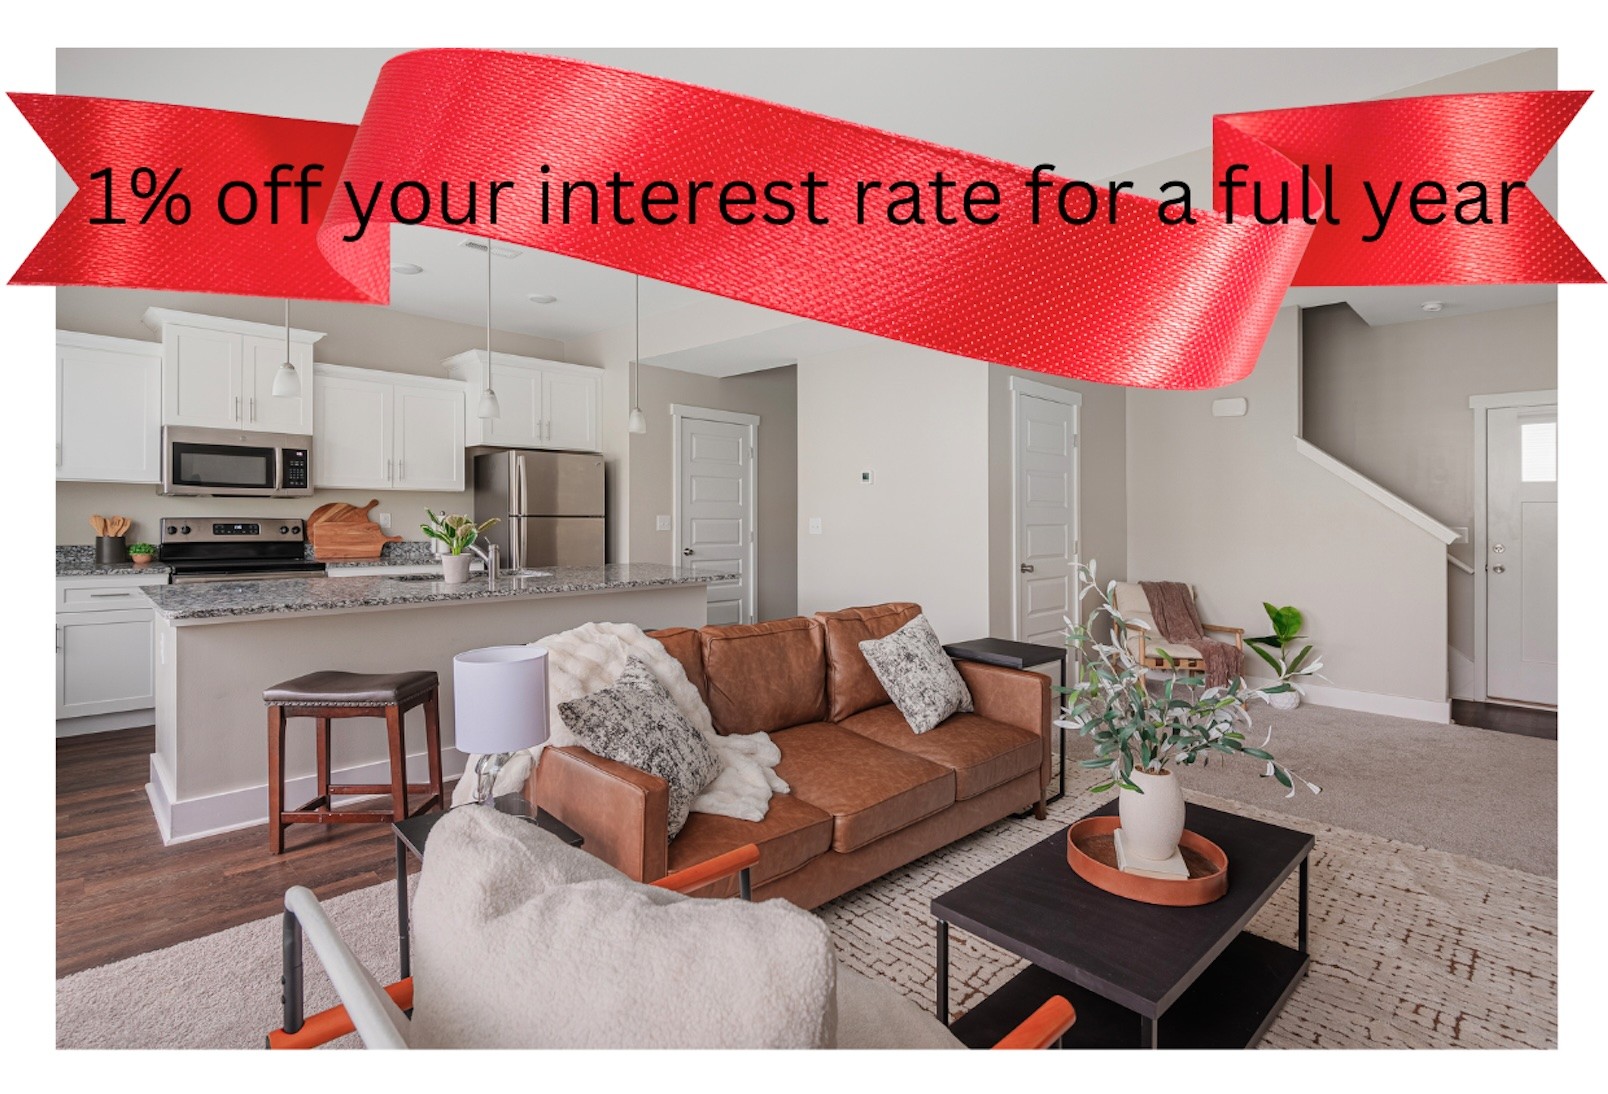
[289,793,443,820]
[326,783,439,797]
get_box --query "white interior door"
[1486,405,1557,705]
[677,412,755,625]
[1014,387,1079,646]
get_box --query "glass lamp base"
[471,751,516,806]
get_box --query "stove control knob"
[166,525,177,535]
[291,525,302,535]
[180,525,191,535]
[279,525,290,534]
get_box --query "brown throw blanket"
[1138,581,1240,688]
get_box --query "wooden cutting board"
[310,517,401,560]
[307,499,380,527]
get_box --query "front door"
[1486,404,1558,705]
[678,414,754,625]
[1014,389,1078,646]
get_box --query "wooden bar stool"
[264,669,444,854]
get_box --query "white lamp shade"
[453,646,549,755]
[271,361,301,398]
[627,406,647,434]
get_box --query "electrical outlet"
[808,517,822,535]
[373,511,391,529]
[656,515,672,531]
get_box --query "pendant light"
[271,298,301,398]
[477,241,500,419]
[627,275,647,434]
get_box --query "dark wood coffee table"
[931,800,1312,1049]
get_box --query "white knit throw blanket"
[450,622,788,820]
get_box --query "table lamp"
[453,646,550,807]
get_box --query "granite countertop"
[56,546,172,577]
[141,563,733,622]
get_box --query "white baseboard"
[1247,677,1450,724]
[145,746,471,845]
[57,708,154,738]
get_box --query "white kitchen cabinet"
[144,308,323,433]
[444,350,602,451]
[56,331,163,483]
[55,573,169,726]
[313,364,466,492]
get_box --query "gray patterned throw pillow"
[558,657,720,838]
[857,614,974,734]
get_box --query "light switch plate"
[808,517,822,535]
[656,515,672,531]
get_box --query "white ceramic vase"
[441,553,472,584]
[1266,688,1301,711]
[1118,768,1186,861]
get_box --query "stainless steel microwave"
[160,425,313,497]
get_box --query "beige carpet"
[57,781,1556,1049]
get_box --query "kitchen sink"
[386,573,447,582]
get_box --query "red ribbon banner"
[9,50,1602,390]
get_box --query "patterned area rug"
[56,786,1556,1049]
[819,785,1557,1049]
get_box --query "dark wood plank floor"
[1450,699,1557,740]
[57,726,448,979]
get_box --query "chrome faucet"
[467,542,500,581]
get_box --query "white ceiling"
[56,47,1551,367]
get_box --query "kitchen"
[56,278,729,843]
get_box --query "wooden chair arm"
[991,995,1077,1049]
[651,843,760,899]
[267,978,413,1050]
[1201,623,1244,648]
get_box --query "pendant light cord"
[632,275,640,408]
[284,298,290,361]
[484,243,493,394]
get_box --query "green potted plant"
[1063,562,1319,863]
[1246,603,1322,711]
[421,510,499,584]
[127,542,156,565]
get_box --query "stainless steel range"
[158,518,327,583]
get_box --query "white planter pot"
[1266,688,1301,711]
[441,553,472,584]
[1118,768,1186,862]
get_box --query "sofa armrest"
[953,659,1052,806]
[527,746,670,883]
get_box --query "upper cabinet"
[143,308,322,434]
[444,350,602,452]
[56,332,163,483]
[313,364,466,492]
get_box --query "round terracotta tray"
[1066,816,1229,907]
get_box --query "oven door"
[161,426,308,496]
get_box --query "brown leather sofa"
[526,602,1051,908]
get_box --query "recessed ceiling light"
[1420,301,1445,313]
[391,263,424,275]
[527,293,558,305]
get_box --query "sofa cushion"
[773,722,954,853]
[647,626,706,700]
[858,614,974,734]
[816,602,921,722]
[700,617,828,735]
[669,792,835,888]
[840,704,1041,802]
[558,658,720,839]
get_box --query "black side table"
[944,637,1071,805]
[391,794,583,978]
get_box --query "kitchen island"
[142,564,727,843]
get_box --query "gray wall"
[1302,301,1557,684]
[630,363,798,621]
[1127,308,1449,704]
[987,366,1127,638]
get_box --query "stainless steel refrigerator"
[473,450,605,569]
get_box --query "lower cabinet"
[56,574,168,727]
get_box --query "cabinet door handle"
[89,592,133,598]
[386,458,393,483]
[398,460,405,481]
[233,395,241,421]
[56,625,63,653]
[250,396,257,421]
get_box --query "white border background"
[5,1,1599,1083]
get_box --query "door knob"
[1019,562,1035,573]
[683,548,694,556]
[1491,565,1506,574]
